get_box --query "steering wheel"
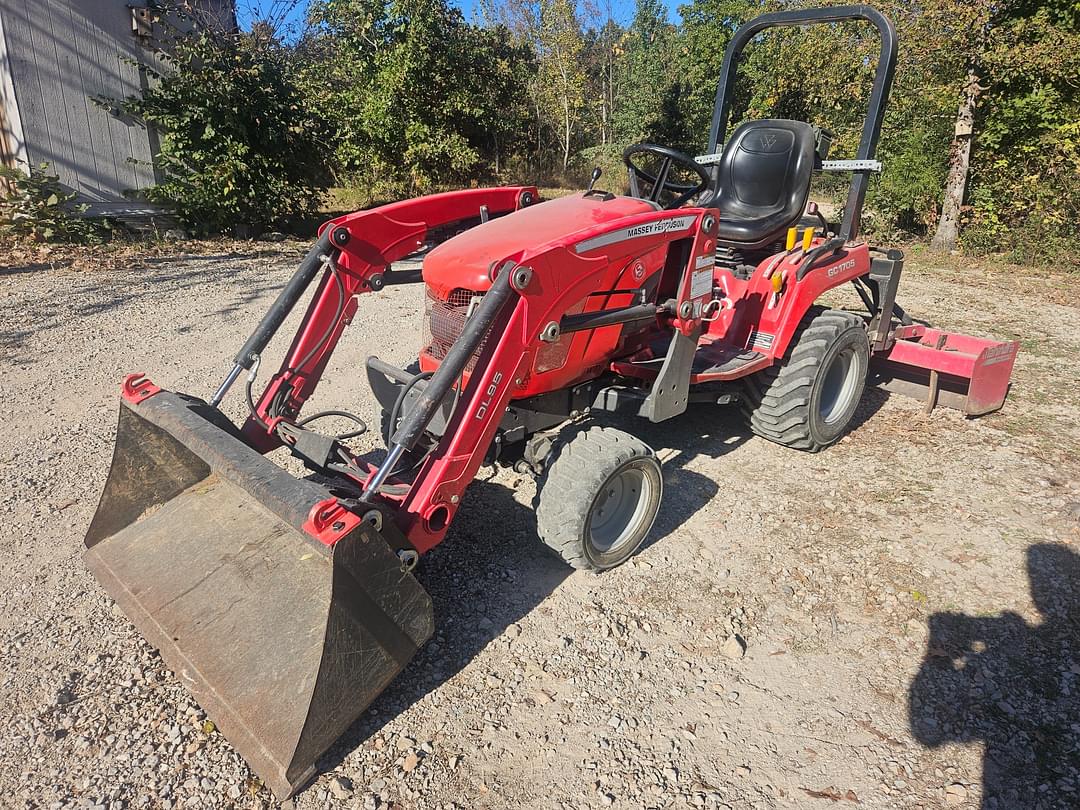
[622,143,711,209]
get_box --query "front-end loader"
[84,5,1018,798]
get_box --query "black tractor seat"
[705,119,817,250]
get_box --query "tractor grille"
[423,287,488,372]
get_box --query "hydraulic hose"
[389,264,517,451]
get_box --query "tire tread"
[535,426,658,571]
[742,307,867,452]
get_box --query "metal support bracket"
[865,253,904,352]
[819,159,882,172]
[639,327,701,423]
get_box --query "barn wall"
[0,0,164,215]
[0,1,235,218]
[0,9,28,172]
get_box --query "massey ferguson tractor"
[84,5,1018,798]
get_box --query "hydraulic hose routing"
[210,228,341,406]
[360,261,519,501]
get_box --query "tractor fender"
[746,241,872,361]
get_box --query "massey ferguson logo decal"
[475,372,504,420]
[625,218,692,238]
[760,133,777,148]
[574,216,696,253]
[827,258,857,277]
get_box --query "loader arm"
[241,187,537,451]
[395,207,718,552]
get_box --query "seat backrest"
[712,119,816,247]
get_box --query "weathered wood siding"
[0,0,160,215]
[0,1,234,217]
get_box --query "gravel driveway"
[1,242,1078,810]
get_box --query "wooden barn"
[0,1,235,220]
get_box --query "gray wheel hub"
[818,345,862,425]
[588,461,656,554]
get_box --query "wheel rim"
[819,346,861,425]
[588,462,656,555]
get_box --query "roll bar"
[707,5,898,241]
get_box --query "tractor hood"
[422,193,656,296]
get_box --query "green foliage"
[611,0,676,144]
[109,0,1076,262]
[960,0,1080,263]
[963,120,1080,264]
[673,0,753,142]
[0,163,110,243]
[303,0,532,193]
[120,25,324,234]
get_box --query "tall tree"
[580,1,623,148]
[612,0,679,145]
[931,66,980,252]
[537,0,587,172]
[922,0,997,252]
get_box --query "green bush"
[0,163,110,243]
[957,117,1080,267]
[119,25,325,235]
[303,0,532,195]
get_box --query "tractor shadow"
[317,475,568,779]
[604,404,751,553]
[316,386,893,788]
[316,404,759,785]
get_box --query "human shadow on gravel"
[909,543,1080,809]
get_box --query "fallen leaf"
[801,785,860,803]
[855,719,901,746]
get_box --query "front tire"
[535,426,663,571]
[743,307,869,451]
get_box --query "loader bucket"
[871,325,1019,416]
[83,388,434,799]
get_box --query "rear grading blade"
[84,390,433,798]
[871,325,1019,416]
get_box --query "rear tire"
[743,307,869,452]
[535,426,663,571]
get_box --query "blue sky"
[235,0,681,35]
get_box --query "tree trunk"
[562,97,572,172]
[931,67,981,252]
[601,78,608,146]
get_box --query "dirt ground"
[1,240,1078,810]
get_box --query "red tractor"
[85,5,1018,799]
